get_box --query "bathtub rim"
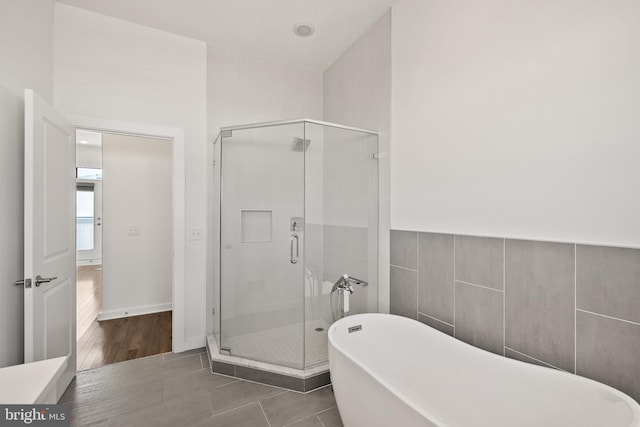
[328,313,640,426]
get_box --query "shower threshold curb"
[206,335,331,393]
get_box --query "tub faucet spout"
[332,273,368,292]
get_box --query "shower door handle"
[290,233,299,264]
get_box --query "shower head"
[292,137,311,151]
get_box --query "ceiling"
[56,0,395,72]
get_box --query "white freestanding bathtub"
[328,313,640,427]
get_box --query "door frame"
[68,114,187,352]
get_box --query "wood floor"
[76,265,172,371]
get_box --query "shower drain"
[315,327,324,332]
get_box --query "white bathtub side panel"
[330,345,433,427]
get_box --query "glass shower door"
[303,122,379,369]
[219,123,306,369]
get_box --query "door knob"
[35,275,57,287]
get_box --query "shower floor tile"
[223,321,330,368]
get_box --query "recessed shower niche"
[208,119,379,391]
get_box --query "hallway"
[77,265,172,371]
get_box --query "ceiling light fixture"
[79,140,89,144]
[293,23,315,38]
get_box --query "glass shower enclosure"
[214,119,378,371]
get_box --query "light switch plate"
[128,225,140,235]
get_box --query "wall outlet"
[127,225,140,235]
[189,228,204,241]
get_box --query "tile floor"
[61,347,343,427]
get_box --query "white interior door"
[23,89,76,398]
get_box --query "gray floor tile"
[194,403,270,427]
[73,354,164,386]
[75,353,201,389]
[104,389,212,427]
[67,387,163,426]
[67,355,206,424]
[209,380,283,416]
[155,353,206,379]
[261,386,336,427]
[317,406,344,427]
[63,344,342,427]
[163,368,237,400]
[285,415,323,427]
[65,378,164,410]
[77,420,108,427]
[163,347,206,362]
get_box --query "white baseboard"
[97,303,172,321]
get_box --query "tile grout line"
[389,263,418,272]
[417,311,454,328]
[258,401,273,427]
[504,346,567,372]
[282,413,321,427]
[455,279,504,294]
[576,308,640,327]
[315,405,339,416]
[211,400,260,419]
[206,390,215,421]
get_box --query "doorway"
[75,130,173,370]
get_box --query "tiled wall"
[390,230,640,402]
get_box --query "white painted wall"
[76,145,102,169]
[54,3,207,349]
[391,0,640,247]
[207,45,323,336]
[323,11,392,312]
[0,0,54,368]
[76,130,102,168]
[100,133,172,319]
